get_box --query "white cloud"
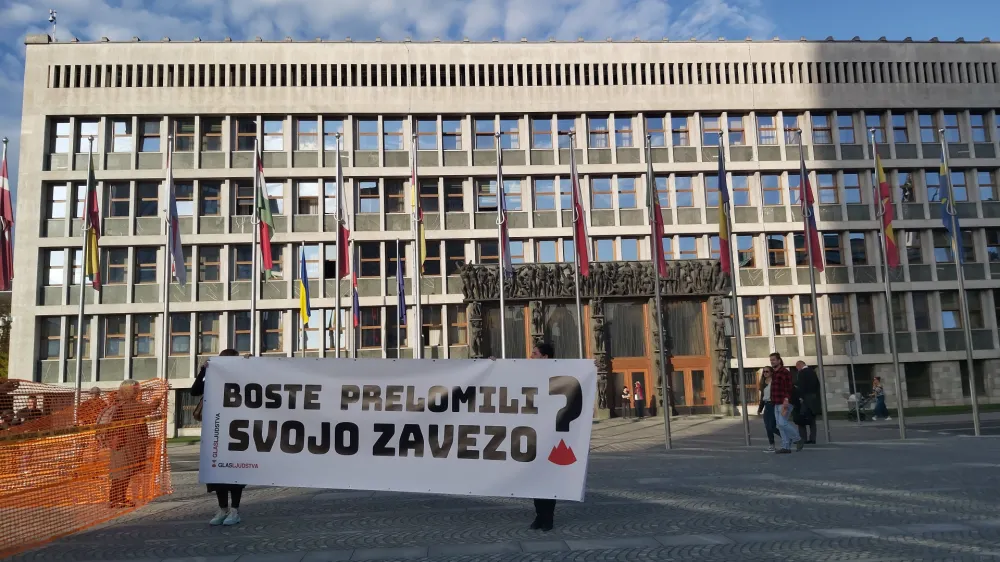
[0,0,774,199]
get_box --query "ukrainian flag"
[299,246,311,324]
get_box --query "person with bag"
[191,348,246,526]
[98,380,163,508]
[756,367,778,453]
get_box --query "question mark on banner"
[547,376,583,466]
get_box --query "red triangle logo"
[547,439,577,466]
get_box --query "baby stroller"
[846,393,872,422]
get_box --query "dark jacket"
[794,367,822,423]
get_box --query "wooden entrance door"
[669,357,713,415]
[611,357,654,417]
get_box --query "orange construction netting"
[0,379,172,558]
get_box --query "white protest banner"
[199,357,596,501]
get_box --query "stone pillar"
[590,297,610,417]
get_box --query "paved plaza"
[9,414,1000,562]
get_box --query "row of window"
[741,290,997,338]
[38,305,470,360]
[46,58,1000,91]
[38,227,1000,288]
[41,167,1000,225]
[49,109,1000,155]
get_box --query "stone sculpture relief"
[710,296,733,406]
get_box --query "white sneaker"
[764,445,775,453]
[885,416,891,420]
[223,508,241,526]
[209,509,227,526]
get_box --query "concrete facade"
[12,35,1000,433]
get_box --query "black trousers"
[533,498,556,522]
[216,486,243,509]
[798,421,816,442]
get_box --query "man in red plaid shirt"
[769,352,802,454]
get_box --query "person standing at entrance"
[621,385,632,419]
[530,342,558,531]
[756,367,777,452]
[769,353,800,453]
[633,381,646,418]
[793,361,820,444]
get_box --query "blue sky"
[0,0,997,198]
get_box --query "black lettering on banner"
[398,423,425,457]
[228,420,250,451]
[483,426,506,460]
[451,386,476,413]
[384,385,404,412]
[510,426,537,462]
[362,385,383,411]
[284,384,303,409]
[549,376,583,432]
[427,386,449,412]
[245,383,263,408]
[264,384,282,409]
[478,386,496,414]
[429,424,453,457]
[456,425,479,459]
[341,385,360,410]
[253,420,278,452]
[521,387,539,414]
[308,422,331,454]
[373,423,396,456]
[223,383,242,407]
[498,387,519,414]
[280,420,305,454]
[335,422,359,455]
[405,386,425,412]
[303,385,322,410]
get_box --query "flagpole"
[718,137,750,446]
[567,132,585,359]
[797,131,832,443]
[411,132,423,359]
[250,138,260,357]
[869,130,907,439]
[396,238,402,359]
[160,135,174,379]
[495,133,508,358]
[351,241,358,359]
[300,242,306,358]
[940,130,981,436]
[73,136,94,406]
[334,132,343,359]
[645,135,672,450]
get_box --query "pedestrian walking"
[793,361,821,444]
[191,348,247,526]
[871,376,891,421]
[620,385,632,419]
[633,381,645,419]
[756,367,778,452]
[769,353,801,454]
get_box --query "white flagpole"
[869,129,907,439]
[645,135,671,450]
[940,129,981,436]
[351,241,358,359]
[495,132,508,358]
[250,138,260,357]
[411,132,422,359]
[160,135,174,379]
[334,132,343,359]
[396,238,402,359]
[73,136,94,407]
[567,131,585,359]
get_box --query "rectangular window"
[475,118,496,150]
[918,113,937,143]
[971,113,989,143]
[588,116,609,148]
[112,183,133,219]
[987,229,1000,262]
[866,113,886,143]
[978,170,997,201]
[892,293,908,332]
[261,311,283,353]
[419,179,439,213]
[135,182,158,217]
[442,119,462,150]
[757,114,777,145]
[359,308,382,349]
[728,115,746,145]
[45,249,65,286]
[105,248,128,284]
[591,177,612,210]
[533,178,556,211]
[827,295,851,334]
[671,115,691,146]
[593,239,615,261]
[737,235,755,267]
[940,291,962,329]
[704,175,720,208]
[701,115,721,146]
[766,234,786,266]
[78,120,99,153]
[134,247,157,283]
[742,297,762,337]
[943,112,961,143]
[800,296,815,335]
[199,181,220,216]
[951,171,969,202]
[356,118,378,150]
[445,240,465,275]
[383,179,404,214]
[675,175,694,207]
[131,315,156,357]
[67,317,90,360]
[892,113,909,143]
[420,305,444,349]
[536,240,558,263]
[838,114,856,144]
[199,246,221,282]
[614,116,633,148]
[761,174,782,206]
[104,316,126,358]
[813,173,835,205]
[661,237,673,260]
[47,184,67,219]
[173,118,195,152]
[416,119,437,150]
[232,245,252,281]
[732,175,751,206]
[357,180,380,214]
[139,119,161,152]
[174,182,194,216]
[323,118,344,150]
[201,117,223,151]
[645,116,665,147]
[500,118,520,149]
[620,237,639,261]
[772,296,795,335]
[557,117,575,148]
[812,114,832,144]
[783,114,801,144]
[263,118,284,151]
[502,179,523,211]
[618,177,637,209]
[232,312,251,353]
[823,233,843,266]
[296,118,319,151]
[967,291,985,330]
[52,120,71,153]
[445,179,464,212]
[448,305,468,346]
[39,317,61,360]
[848,232,867,264]
[912,292,931,330]
[933,230,954,263]
[843,172,861,204]
[678,236,697,259]
[531,117,552,149]
[855,294,875,334]
[383,119,404,150]
[235,117,256,151]
[111,119,133,153]
[358,242,380,277]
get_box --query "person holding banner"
[529,341,558,532]
[191,348,247,526]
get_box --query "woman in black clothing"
[191,348,246,526]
